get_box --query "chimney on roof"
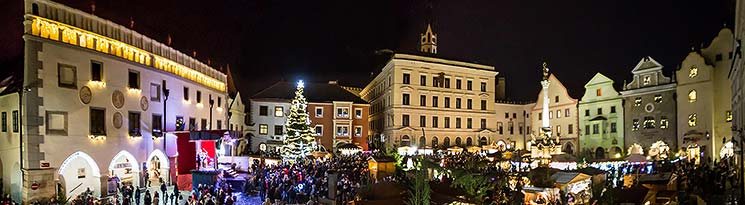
[328,80,338,85]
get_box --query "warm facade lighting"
[87,80,106,88]
[30,16,226,92]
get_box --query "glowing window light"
[30,16,226,92]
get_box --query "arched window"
[32,3,39,15]
[431,137,439,148]
[466,137,473,146]
[419,136,426,147]
[401,135,410,146]
[443,137,451,148]
[688,90,697,103]
[455,137,462,146]
[479,137,487,146]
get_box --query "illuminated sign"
[30,16,226,92]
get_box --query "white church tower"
[420,24,437,54]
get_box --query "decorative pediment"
[397,126,418,132]
[400,85,414,92]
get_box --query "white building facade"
[676,28,734,161]
[528,74,579,155]
[3,0,229,202]
[578,73,624,159]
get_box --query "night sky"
[0,0,736,101]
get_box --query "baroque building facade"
[578,73,624,159]
[733,0,745,162]
[528,74,578,155]
[676,28,734,160]
[1,0,229,203]
[249,81,369,153]
[620,57,677,153]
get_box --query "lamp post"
[209,95,214,130]
[161,80,170,184]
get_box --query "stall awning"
[189,130,241,141]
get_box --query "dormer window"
[643,76,651,86]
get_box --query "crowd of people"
[243,152,372,204]
[186,184,236,205]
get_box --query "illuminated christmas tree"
[282,80,317,161]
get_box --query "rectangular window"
[611,106,616,113]
[505,112,509,118]
[336,107,349,118]
[420,115,426,127]
[456,79,462,89]
[549,111,553,119]
[128,70,140,89]
[565,109,570,117]
[355,126,362,137]
[467,99,472,109]
[555,96,559,103]
[315,125,323,136]
[456,98,462,109]
[519,124,524,134]
[432,96,439,107]
[274,106,284,117]
[58,63,77,88]
[315,107,323,117]
[433,76,441,87]
[355,108,362,119]
[259,124,268,135]
[216,120,222,130]
[336,126,349,136]
[444,117,450,128]
[183,87,190,101]
[688,113,697,127]
[274,125,283,135]
[539,112,542,120]
[217,97,222,108]
[189,118,196,131]
[403,73,410,84]
[89,108,105,135]
[632,119,640,131]
[726,111,733,122]
[402,115,410,127]
[420,75,426,86]
[527,125,531,134]
[152,114,162,134]
[420,95,426,106]
[556,110,561,118]
[610,123,617,133]
[480,100,487,110]
[480,82,487,92]
[259,106,268,116]
[568,124,573,134]
[513,113,517,118]
[0,112,5,132]
[585,125,590,135]
[585,109,590,116]
[201,118,207,130]
[654,95,662,103]
[596,88,602,96]
[432,116,439,128]
[660,117,669,129]
[150,83,161,102]
[597,108,603,115]
[498,122,503,134]
[456,118,462,129]
[556,125,561,135]
[128,112,141,136]
[480,119,486,129]
[45,111,68,136]
[444,78,450,88]
[643,116,655,129]
[197,91,204,104]
[467,80,473,90]
[402,94,410,105]
[592,124,599,134]
[634,98,642,106]
[444,97,450,108]
[467,118,472,129]
[91,61,103,81]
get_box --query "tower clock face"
[112,90,125,109]
[79,86,92,104]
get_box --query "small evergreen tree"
[282,80,316,161]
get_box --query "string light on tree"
[282,80,317,161]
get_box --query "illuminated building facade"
[733,0,745,166]
[620,57,677,154]
[578,73,624,159]
[0,0,228,203]
[675,28,734,161]
[249,81,369,153]
[529,73,578,155]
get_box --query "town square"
[0,0,744,204]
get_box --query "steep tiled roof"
[252,81,368,104]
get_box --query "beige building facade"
[676,28,734,160]
[528,74,579,155]
[578,73,624,159]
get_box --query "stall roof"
[638,172,672,184]
[550,172,591,184]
